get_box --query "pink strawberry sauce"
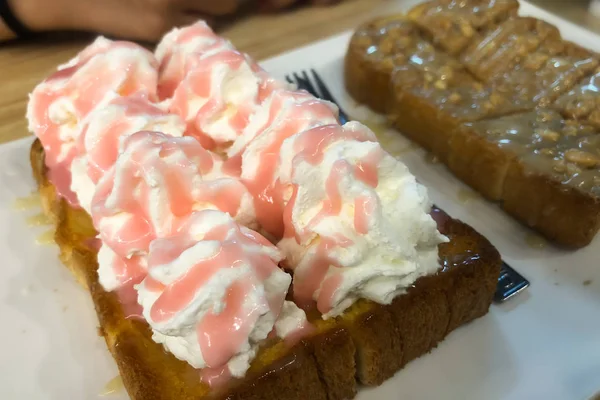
[28,38,159,207]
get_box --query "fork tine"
[293,72,314,94]
[301,70,311,86]
[309,68,349,124]
[310,69,335,102]
[285,75,293,84]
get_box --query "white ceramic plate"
[1,1,599,399]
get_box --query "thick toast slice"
[30,138,501,399]
[345,1,600,248]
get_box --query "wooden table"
[0,0,595,145]
[0,0,400,145]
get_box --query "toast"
[407,0,519,56]
[30,137,501,399]
[344,0,600,248]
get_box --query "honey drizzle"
[100,375,124,396]
[525,233,547,249]
[13,193,41,210]
[36,229,55,245]
[361,117,388,138]
[26,213,52,226]
[456,188,480,204]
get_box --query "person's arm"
[0,17,16,41]
[0,0,70,41]
[0,0,343,43]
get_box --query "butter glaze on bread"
[345,0,600,248]
[30,138,500,399]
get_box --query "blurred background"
[529,0,600,34]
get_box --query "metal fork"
[285,68,530,304]
[285,69,349,125]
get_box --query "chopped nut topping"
[566,162,582,175]
[588,109,600,127]
[564,149,600,168]
[434,80,448,90]
[378,38,394,55]
[553,160,567,173]
[448,92,462,103]
[438,66,454,81]
[473,82,484,91]
[489,92,504,106]
[524,53,549,71]
[537,111,555,123]
[540,148,556,157]
[562,125,579,137]
[395,36,413,49]
[458,21,475,37]
[380,57,396,72]
[536,129,560,142]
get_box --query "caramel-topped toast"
[345,0,600,248]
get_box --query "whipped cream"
[156,21,235,100]
[27,36,159,206]
[136,210,308,378]
[92,131,257,290]
[277,122,447,318]
[225,89,339,237]
[28,19,448,382]
[169,48,285,150]
[97,243,148,292]
[71,94,186,212]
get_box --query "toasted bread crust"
[30,139,500,399]
[344,5,600,248]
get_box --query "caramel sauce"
[466,110,600,195]
[26,213,52,227]
[525,233,547,249]
[100,375,124,396]
[35,229,55,245]
[13,193,41,210]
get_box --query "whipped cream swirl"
[169,47,285,150]
[277,122,447,317]
[225,89,339,237]
[27,36,159,206]
[92,131,256,290]
[136,209,308,379]
[71,94,186,212]
[155,21,234,100]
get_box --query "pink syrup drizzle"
[224,90,338,237]
[169,49,281,150]
[156,21,229,100]
[77,93,181,184]
[91,131,255,310]
[28,39,159,207]
[278,124,383,312]
[143,211,291,380]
